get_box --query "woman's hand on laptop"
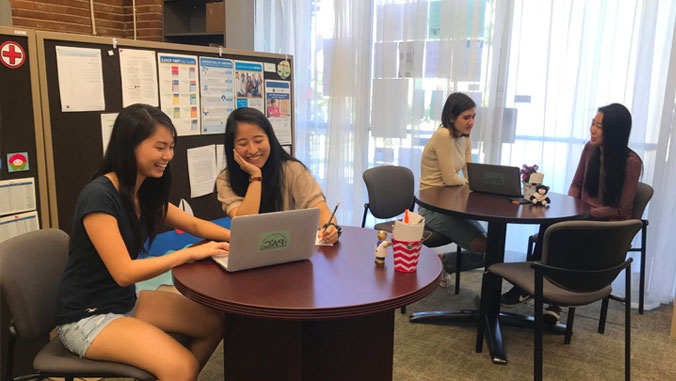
[189,241,230,261]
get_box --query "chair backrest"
[362,165,415,219]
[632,182,654,220]
[0,229,69,341]
[541,220,642,292]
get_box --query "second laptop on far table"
[466,163,529,203]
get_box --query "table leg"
[223,310,395,381]
[479,221,508,364]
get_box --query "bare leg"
[85,317,199,380]
[469,234,487,254]
[133,289,225,368]
[84,289,224,379]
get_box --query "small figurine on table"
[375,230,391,265]
[530,184,551,206]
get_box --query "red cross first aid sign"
[1,41,26,69]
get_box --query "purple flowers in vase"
[520,164,539,183]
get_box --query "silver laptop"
[212,208,320,272]
[466,163,525,199]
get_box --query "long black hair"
[223,107,302,213]
[95,104,177,253]
[584,103,633,206]
[440,92,476,135]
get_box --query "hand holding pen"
[319,202,340,244]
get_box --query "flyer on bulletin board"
[234,60,264,113]
[157,53,201,136]
[199,57,235,134]
[119,48,159,107]
[264,80,292,145]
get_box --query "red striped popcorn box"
[392,238,423,272]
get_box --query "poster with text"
[199,57,235,134]
[119,48,159,107]
[157,53,200,136]
[234,60,264,112]
[264,80,292,145]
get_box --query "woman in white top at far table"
[418,92,487,285]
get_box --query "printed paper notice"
[0,211,39,243]
[0,178,36,216]
[56,46,105,112]
[158,53,201,136]
[199,57,235,134]
[234,60,264,112]
[100,113,118,155]
[187,145,217,198]
[119,48,159,107]
[216,144,226,175]
[265,80,292,145]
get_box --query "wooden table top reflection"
[173,226,440,320]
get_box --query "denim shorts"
[56,305,136,358]
[419,206,486,251]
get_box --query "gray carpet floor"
[95,270,675,380]
[195,270,676,381]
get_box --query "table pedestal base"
[224,310,395,381]
[409,309,567,364]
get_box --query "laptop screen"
[466,163,523,198]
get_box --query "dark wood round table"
[414,185,590,364]
[173,226,441,381]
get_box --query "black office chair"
[362,165,468,295]
[526,182,653,314]
[0,229,156,381]
[479,220,641,381]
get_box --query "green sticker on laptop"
[258,230,290,252]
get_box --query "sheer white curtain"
[648,15,676,306]
[255,0,373,226]
[501,0,676,307]
[255,0,676,306]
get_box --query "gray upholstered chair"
[526,182,653,314]
[478,220,642,381]
[0,229,156,381]
[362,166,469,295]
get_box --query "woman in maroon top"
[502,103,642,323]
[568,103,642,220]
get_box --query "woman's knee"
[470,234,487,253]
[154,350,200,380]
[194,306,225,339]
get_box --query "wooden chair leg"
[625,266,631,381]
[565,307,575,344]
[400,306,406,314]
[598,297,609,334]
[455,244,462,295]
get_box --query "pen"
[323,202,340,235]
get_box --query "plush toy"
[375,230,391,264]
[530,184,551,206]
